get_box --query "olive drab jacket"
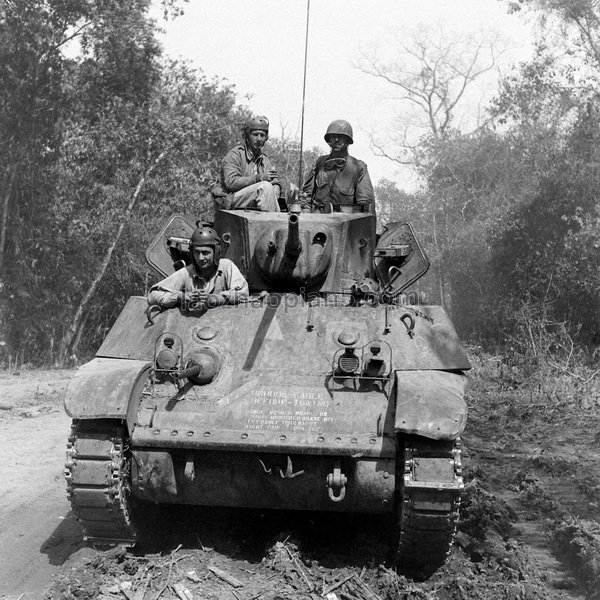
[301,154,375,213]
[210,143,281,209]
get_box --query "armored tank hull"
[64,210,469,578]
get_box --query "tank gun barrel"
[285,213,302,257]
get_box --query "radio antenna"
[297,0,311,190]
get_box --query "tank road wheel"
[64,419,137,546]
[395,436,463,580]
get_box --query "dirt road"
[0,370,80,599]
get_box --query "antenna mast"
[298,0,310,189]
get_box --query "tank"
[64,207,470,579]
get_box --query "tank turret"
[146,209,428,300]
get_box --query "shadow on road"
[39,503,396,570]
[40,510,84,566]
[132,503,395,568]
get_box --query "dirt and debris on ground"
[0,367,73,419]
[1,351,600,599]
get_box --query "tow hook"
[184,453,195,483]
[326,462,347,502]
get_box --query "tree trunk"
[68,310,89,365]
[58,150,168,365]
[0,166,16,278]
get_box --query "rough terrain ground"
[0,369,81,599]
[0,355,599,599]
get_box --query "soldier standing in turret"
[301,119,375,213]
[211,115,282,212]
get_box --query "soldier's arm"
[355,162,375,212]
[263,155,282,194]
[147,270,186,308]
[219,262,249,304]
[222,148,258,192]
[299,165,318,210]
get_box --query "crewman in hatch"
[301,119,375,214]
[210,115,282,212]
[147,225,248,311]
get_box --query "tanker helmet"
[324,119,354,144]
[190,224,222,266]
[244,115,269,137]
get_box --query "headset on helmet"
[244,115,269,137]
[190,224,222,266]
[324,119,354,144]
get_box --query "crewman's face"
[193,246,214,270]
[327,134,350,154]
[247,129,267,153]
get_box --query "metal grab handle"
[400,313,415,338]
[146,304,163,325]
[387,265,402,284]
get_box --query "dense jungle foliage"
[1,0,599,366]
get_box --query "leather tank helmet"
[243,115,269,140]
[324,119,354,144]
[190,224,222,267]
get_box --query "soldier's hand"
[299,192,312,212]
[258,169,278,182]
[181,291,201,309]
[197,292,225,309]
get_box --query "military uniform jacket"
[211,143,281,209]
[147,258,249,308]
[301,154,374,212]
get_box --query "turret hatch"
[373,222,430,296]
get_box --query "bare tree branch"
[356,23,507,164]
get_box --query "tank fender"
[394,370,467,440]
[64,357,152,432]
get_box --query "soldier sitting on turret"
[147,225,248,311]
[301,119,375,214]
[210,115,282,212]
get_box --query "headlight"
[338,349,359,374]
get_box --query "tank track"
[396,436,463,579]
[64,419,136,546]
